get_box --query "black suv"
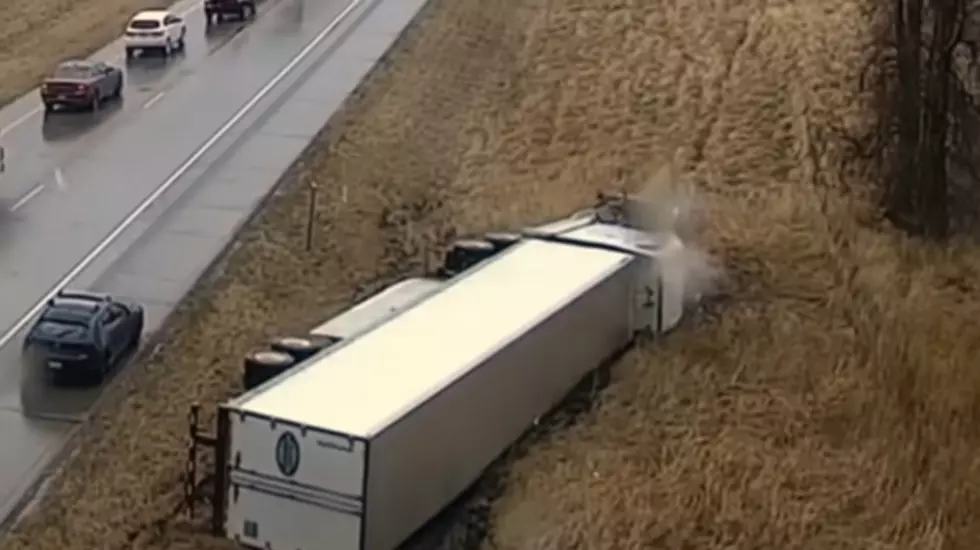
[24,290,144,384]
[204,0,257,24]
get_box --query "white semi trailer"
[203,195,689,550]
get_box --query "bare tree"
[884,0,970,239]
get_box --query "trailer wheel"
[441,239,496,277]
[242,350,295,391]
[484,232,522,251]
[269,335,336,362]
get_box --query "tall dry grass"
[443,0,980,548]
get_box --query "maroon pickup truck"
[40,60,123,113]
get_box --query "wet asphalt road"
[0,0,357,524]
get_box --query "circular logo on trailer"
[275,432,300,477]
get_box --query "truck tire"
[441,239,496,277]
[242,350,295,391]
[484,232,521,251]
[269,335,336,363]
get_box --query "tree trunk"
[885,0,965,239]
[888,0,925,234]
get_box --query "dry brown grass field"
[3,0,980,549]
[0,0,173,106]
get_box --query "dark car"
[24,289,144,384]
[40,60,123,113]
[204,0,256,24]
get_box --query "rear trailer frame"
[219,236,652,550]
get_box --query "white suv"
[124,10,187,58]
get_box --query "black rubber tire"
[90,93,101,112]
[269,335,336,362]
[94,351,111,383]
[441,239,496,276]
[131,320,143,349]
[112,80,122,99]
[243,350,295,390]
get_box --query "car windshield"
[129,19,161,29]
[52,64,93,79]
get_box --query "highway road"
[0,0,399,525]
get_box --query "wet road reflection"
[275,0,305,34]
[41,101,125,143]
[0,19,246,204]
[0,0,362,522]
[18,345,111,421]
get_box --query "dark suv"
[24,290,144,384]
[204,0,257,24]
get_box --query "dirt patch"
[4,0,980,549]
[0,0,178,107]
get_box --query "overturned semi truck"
[183,192,693,550]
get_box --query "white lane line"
[142,91,166,109]
[9,184,44,212]
[53,167,67,190]
[0,4,204,136]
[0,109,40,136]
[0,0,365,349]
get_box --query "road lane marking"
[142,91,166,109]
[0,109,41,137]
[53,167,67,190]
[0,4,204,137]
[0,0,366,349]
[9,184,44,212]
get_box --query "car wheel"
[112,80,122,99]
[92,351,111,383]
[90,93,101,112]
[131,322,143,349]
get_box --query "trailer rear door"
[224,411,367,550]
